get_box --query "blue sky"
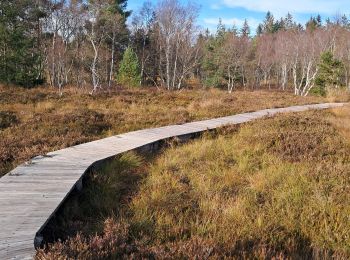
[127,0,350,33]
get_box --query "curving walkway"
[0,102,345,259]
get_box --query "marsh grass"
[41,152,145,243]
[1,84,343,176]
[37,107,350,259]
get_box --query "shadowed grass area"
[37,106,350,259]
[1,84,343,176]
[41,152,145,242]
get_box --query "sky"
[127,0,350,33]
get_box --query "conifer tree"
[216,19,226,39]
[263,11,275,33]
[256,24,263,36]
[314,51,344,95]
[0,0,44,86]
[241,19,250,37]
[117,47,141,87]
[284,13,296,30]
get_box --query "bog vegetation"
[1,85,335,177]
[36,106,350,259]
[1,0,350,96]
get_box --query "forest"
[1,0,350,96]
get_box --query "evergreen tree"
[263,11,275,33]
[314,51,344,96]
[111,0,132,18]
[229,24,238,36]
[273,19,284,32]
[325,18,333,27]
[216,18,226,39]
[117,47,141,87]
[284,13,296,30]
[241,19,250,37]
[202,32,224,87]
[297,23,304,31]
[316,14,322,26]
[0,0,44,86]
[258,11,282,34]
[306,15,322,31]
[256,24,263,36]
[341,15,350,28]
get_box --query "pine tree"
[0,0,44,86]
[117,47,141,88]
[341,15,350,28]
[111,0,132,18]
[263,11,275,33]
[241,19,250,37]
[316,14,322,26]
[256,24,263,36]
[273,19,284,32]
[284,13,296,30]
[314,51,344,95]
[216,18,226,39]
[202,29,225,88]
[306,15,322,31]
[229,24,238,36]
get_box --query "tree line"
[1,0,350,96]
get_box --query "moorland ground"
[35,103,350,259]
[0,85,340,177]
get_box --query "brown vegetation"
[36,105,350,259]
[1,85,338,177]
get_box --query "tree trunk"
[90,39,99,94]
[108,30,116,88]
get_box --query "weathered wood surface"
[0,103,345,259]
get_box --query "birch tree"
[131,2,155,85]
[85,0,108,94]
[219,33,246,93]
[289,30,325,96]
[155,0,200,90]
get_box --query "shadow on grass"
[41,151,147,243]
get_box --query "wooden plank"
[0,102,345,259]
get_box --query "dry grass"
[1,84,341,176]
[37,106,350,259]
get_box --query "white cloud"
[210,4,221,10]
[204,17,260,30]
[222,0,349,17]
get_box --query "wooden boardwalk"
[0,103,345,259]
